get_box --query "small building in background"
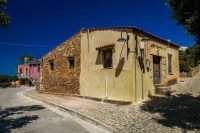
[18,60,40,86]
[179,46,188,51]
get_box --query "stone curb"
[76,96,132,105]
[24,91,120,133]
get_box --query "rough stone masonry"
[37,32,81,95]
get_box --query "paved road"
[0,87,110,133]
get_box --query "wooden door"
[153,56,161,84]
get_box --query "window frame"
[168,54,172,74]
[19,68,23,74]
[68,56,75,69]
[49,60,54,71]
[103,49,113,69]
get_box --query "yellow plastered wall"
[144,40,180,93]
[80,29,180,103]
[80,29,136,102]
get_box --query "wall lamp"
[117,31,130,59]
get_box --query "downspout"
[140,41,145,100]
[141,50,144,100]
[134,35,138,102]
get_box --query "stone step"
[154,84,164,88]
[155,86,175,95]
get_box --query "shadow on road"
[141,94,200,131]
[0,105,45,133]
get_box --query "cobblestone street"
[26,72,200,133]
[69,72,200,133]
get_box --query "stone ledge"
[77,96,132,105]
[36,91,132,105]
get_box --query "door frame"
[153,55,161,84]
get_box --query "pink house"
[18,60,40,86]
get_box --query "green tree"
[0,74,17,88]
[185,45,200,66]
[179,44,200,72]
[179,50,190,72]
[167,0,200,43]
[0,0,10,27]
[18,54,35,64]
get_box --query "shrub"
[0,82,11,88]
[0,74,18,88]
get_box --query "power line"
[0,43,55,48]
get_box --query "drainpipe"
[140,36,150,99]
[134,35,138,102]
[141,50,144,100]
[140,42,145,99]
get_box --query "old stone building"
[37,32,81,95]
[80,27,179,102]
[37,26,180,103]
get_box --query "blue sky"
[0,0,195,75]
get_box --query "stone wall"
[181,66,200,77]
[38,32,81,95]
[35,81,40,92]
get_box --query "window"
[19,69,22,74]
[168,54,172,73]
[49,60,54,71]
[68,57,75,69]
[103,49,112,68]
[38,65,40,73]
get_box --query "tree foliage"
[0,0,10,27]
[179,50,190,72]
[167,0,200,43]
[185,45,200,66]
[179,44,200,72]
[18,54,35,64]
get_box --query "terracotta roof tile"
[96,44,115,50]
